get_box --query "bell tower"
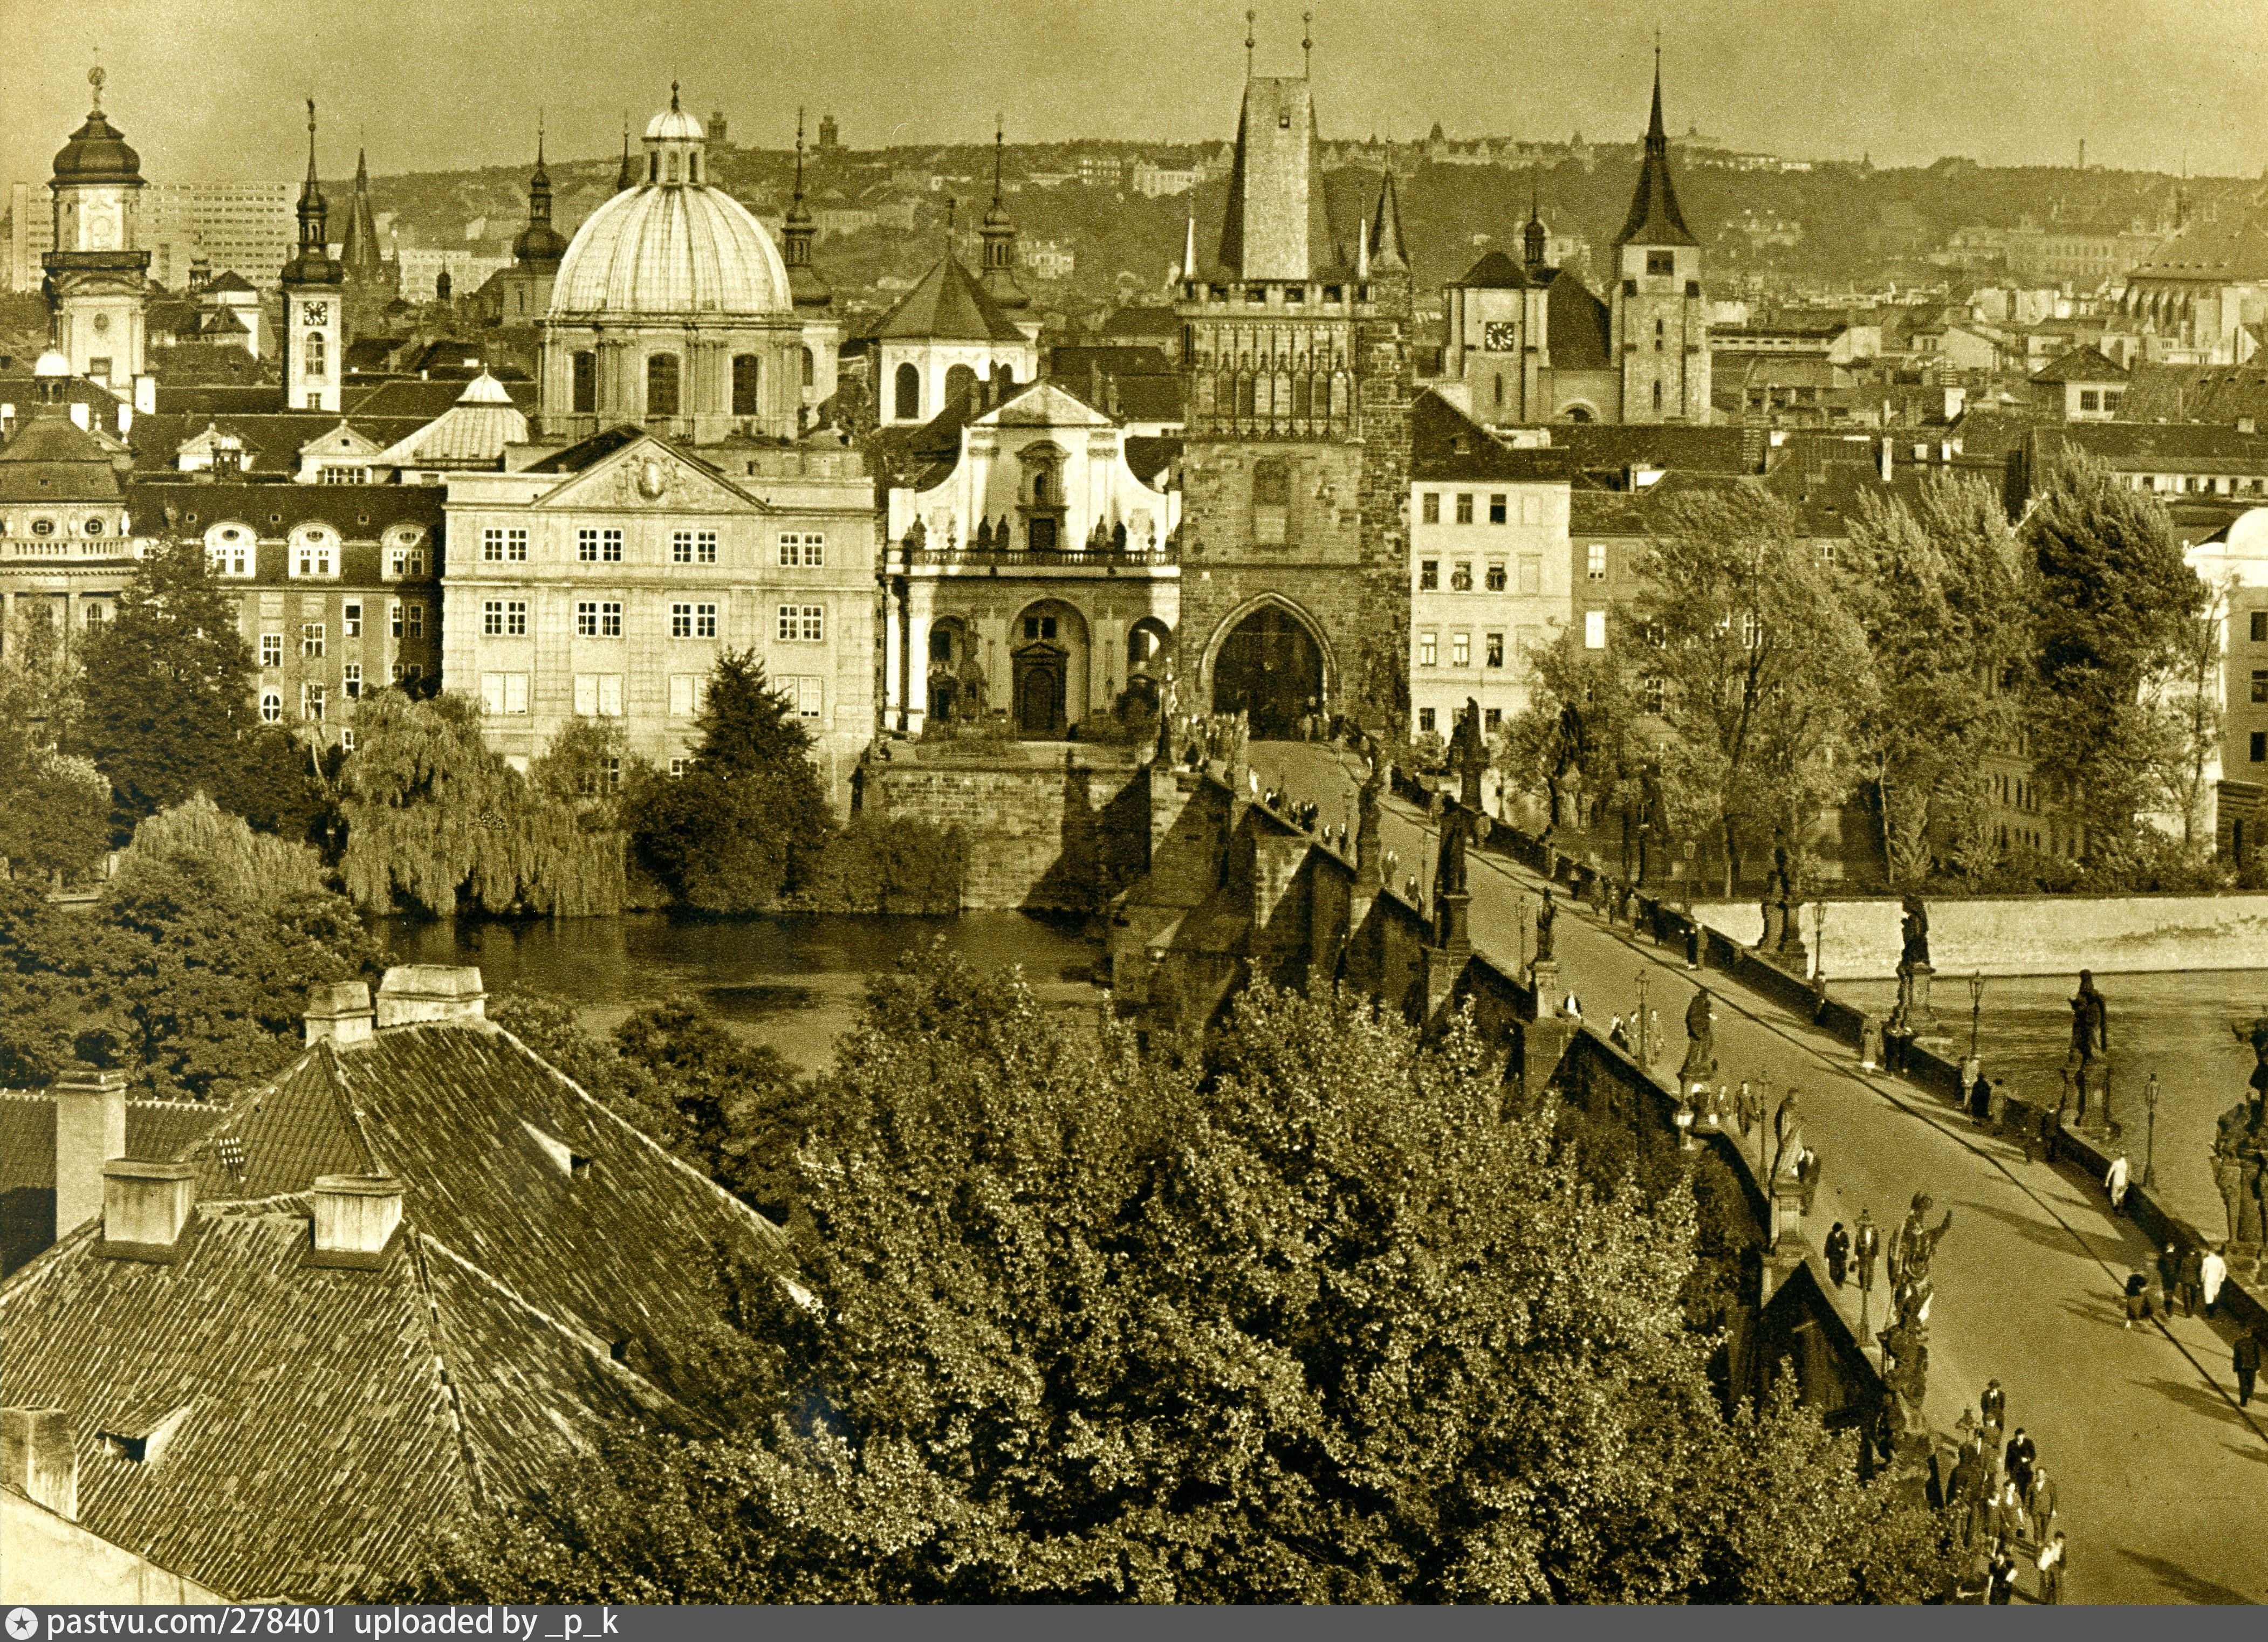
[1609,49,1710,424]
[280,99,345,413]
[45,66,149,387]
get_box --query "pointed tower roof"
[512,125,568,270]
[1613,50,1698,250]
[1369,168,1407,272]
[615,114,639,192]
[340,146,383,276]
[978,115,1029,311]
[1524,187,1548,272]
[52,67,143,186]
[868,254,1026,344]
[283,99,342,288]
[1212,32,1337,283]
[782,108,831,310]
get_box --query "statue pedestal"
[1892,962,1938,1037]
[1529,959,1561,1018]
[1768,1179,1808,1250]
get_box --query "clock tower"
[44,67,149,388]
[281,100,344,413]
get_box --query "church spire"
[979,114,1027,310]
[1524,183,1547,272]
[512,115,567,271]
[283,98,342,287]
[1369,167,1406,272]
[1613,45,1697,249]
[782,106,830,308]
[616,112,638,191]
[339,141,382,277]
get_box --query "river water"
[1832,971,2265,1241]
[380,911,1107,1076]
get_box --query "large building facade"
[1171,51,1414,735]
[443,429,874,805]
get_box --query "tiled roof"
[1543,272,1612,370]
[123,480,445,540]
[2030,345,2128,386]
[1456,250,1530,290]
[0,1094,227,1194]
[0,411,124,503]
[867,255,1029,344]
[517,424,646,474]
[124,414,432,475]
[0,1016,789,1601]
[149,386,287,417]
[2119,362,2268,426]
[1095,307,1177,341]
[1537,422,1761,476]
[2127,216,2268,284]
[1214,77,1340,282]
[346,377,537,422]
[2031,421,2268,467]
[1410,390,1578,482]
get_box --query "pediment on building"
[297,421,387,462]
[531,433,768,516]
[977,382,1116,431]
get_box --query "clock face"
[303,302,330,326]
[1483,320,1518,352]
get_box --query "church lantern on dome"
[45,65,151,386]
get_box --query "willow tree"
[340,693,624,917]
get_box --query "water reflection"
[1833,971,2268,1239]
[381,911,1104,1075]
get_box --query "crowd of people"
[1944,1381,2070,1603]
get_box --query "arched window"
[690,153,702,184]
[1652,379,1663,413]
[800,346,815,388]
[666,152,681,183]
[648,153,659,184]
[1492,373,1504,409]
[572,351,596,413]
[1252,457,1290,545]
[996,363,1016,388]
[305,330,326,380]
[732,354,762,416]
[647,352,681,418]
[894,361,921,420]
[945,363,977,406]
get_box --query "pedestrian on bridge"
[2156,1243,2183,1315]
[1850,1209,1879,1293]
[2201,1244,2229,1315]
[2176,1245,2203,1317]
[2122,1270,2150,1328]
[1794,1147,1821,1216]
[2003,1429,2036,1503]
[1986,1542,2018,1605]
[1735,1080,1759,1138]
[2237,1330,2261,1407]
[2036,1531,2067,1604]
[1825,1221,1850,1287]
[2106,1151,2130,1210]
[2026,1463,2057,1541]
[1978,1379,2005,1455]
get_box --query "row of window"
[255,665,425,723]
[568,348,814,417]
[1416,630,1527,669]
[1417,558,1547,594]
[1416,705,1505,734]
[481,528,825,567]
[475,599,817,643]
[1419,492,1550,527]
[258,601,422,665]
[207,540,428,580]
[470,671,826,722]
[0,516,115,539]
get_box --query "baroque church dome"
[550,88,789,319]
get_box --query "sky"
[6,0,2268,190]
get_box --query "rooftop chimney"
[1,1407,78,1521]
[99,1159,196,1262]
[374,965,487,1028]
[53,1066,127,1238]
[309,1174,403,1268]
[70,402,90,431]
[1878,436,1894,484]
[304,979,375,1046]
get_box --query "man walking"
[2003,1427,2036,1502]
[2238,1331,2261,1407]
[2037,1532,2068,1604]
[2177,1244,2204,1319]
[1825,1220,1850,1287]
[1795,1146,1821,1216]
[2202,1244,2229,1316]
[1854,1210,1881,1294]
[2157,1242,2183,1316]
[2026,1462,2058,1543]
[2106,1151,2130,1210]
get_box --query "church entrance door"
[1013,643,1067,738]
[1211,606,1323,739]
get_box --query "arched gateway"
[1210,602,1325,739]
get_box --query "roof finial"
[1303,11,1313,75]
[794,105,807,198]
[88,62,105,114]
[305,97,320,185]
[670,79,681,113]
[537,107,545,166]
[1245,8,1256,74]
[993,113,1005,203]
[947,195,957,244]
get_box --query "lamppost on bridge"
[1636,970,1651,1067]
[1968,972,1986,1061]
[2143,1073,2161,1188]
[1811,901,1828,998]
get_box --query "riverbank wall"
[1690,895,2268,978]
[857,747,1153,913]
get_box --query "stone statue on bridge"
[1449,697,1488,812]
[1770,1090,1804,1184]
[1899,892,1931,971]
[1889,1191,1954,1291]
[1760,846,1792,952]
[2063,971,2111,1130]
[1678,989,1717,1092]
[1879,1192,1954,1431]
[2215,1024,2268,1245]
[1533,887,1557,965]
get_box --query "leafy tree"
[75,538,258,830]
[630,653,831,912]
[787,814,965,914]
[2022,458,2203,858]
[1499,626,1653,861]
[1634,487,1868,894]
[2154,569,2226,854]
[1842,476,2025,885]
[339,692,625,917]
[3,752,111,885]
[0,799,378,1097]
[395,966,1952,1603]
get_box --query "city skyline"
[7,0,2268,192]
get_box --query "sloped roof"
[2127,215,2268,285]
[0,411,125,503]
[149,386,286,417]
[868,255,1028,344]
[1455,250,1530,290]
[1543,422,1762,476]
[1544,271,1613,370]
[0,1095,225,1195]
[2031,421,2268,468]
[2031,344,2128,386]
[1215,77,1338,281]
[124,414,433,475]
[1096,306,1177,341]
[123,480,445,540]
[1614,67,1699,250]
[2119,362,2268,425]
[371,375,529,468]
[204,272,257,296]
[1410,389,1579,482]
[345,376,537,422]
[0,1013,790,1601]
[517,424,647,474]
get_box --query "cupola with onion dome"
[511,125,569,271]
[44,67,152,387]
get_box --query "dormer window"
[100,1407,192,1466]
[522,1121,593,1180]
